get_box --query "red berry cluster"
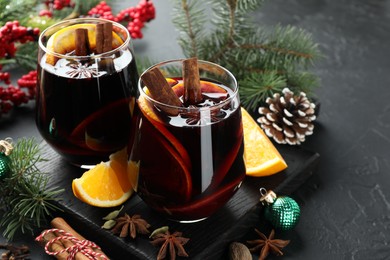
[0,21,40,61]
[0,70,36,116]
[88,0,156,39]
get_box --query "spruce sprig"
[0,138,64,240]
[172,0,322,112]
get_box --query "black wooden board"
[40,142,319,260]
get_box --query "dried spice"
[247,229,290,260]
[150,228,190,260]
[66,62,99,78]
[0,243,29,260]
[111,214,151,239]
[181,105,225,125]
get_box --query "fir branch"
[0,0,38,26]
[0,138,64,240]
[240,71,286,111]
[171,0,207,57]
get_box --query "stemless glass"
[130,59,246,222]
[36,18,138,167]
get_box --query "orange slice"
[137,95,192,169]
[70,98,131,152]
[172,80,228,99]
[138,116,192,202]
[46,23,124,65]
[241,107,287,176]
[72,148,134,207]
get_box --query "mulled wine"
[131,59,246,221]
[36,18,138,166]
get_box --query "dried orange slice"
[46,23,124,65]
[241,107,287,176]
[72,148,134,207]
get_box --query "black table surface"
[1,0,390,259]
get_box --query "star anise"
[150,229,190,260]
[247,229,290,260]
[66,62,99,78]
[181,106,226,125]
[111,213,151,239]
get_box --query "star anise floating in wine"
[111,213,151,239]
[66,62,99,78]
[150,228,190,260]
[247,229,290,260]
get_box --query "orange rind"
[45,23,124,65]
[241,107,287,176]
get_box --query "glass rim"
[138,59,239,112]
[38,17,131,60]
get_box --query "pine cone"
[257,88,316,145]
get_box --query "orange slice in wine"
[70,98,131,152]
[137,95,192,169]
[45,23,124,65]
[139,116,192,202]
[172,80,228,98]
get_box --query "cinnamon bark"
[96,22,113,54]
[183,57,202,105]
[141,67,182,116]
[95,22,115,73]
[40,232,69,260]
[51,217,109,260]
[75,28,90,56]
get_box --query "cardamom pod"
[229,242,252,260]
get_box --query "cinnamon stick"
[51,217,109,260]
[141,67,182,116]
[41,232,69,260]
[96,22,115,74]
[183,57,202,105]
[75,28,90,56]
[96,22,113,54]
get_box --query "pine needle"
[0,138,64,240]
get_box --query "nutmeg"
[229,242,252,260]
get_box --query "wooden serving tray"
[40,143,319,260]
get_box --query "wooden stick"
[183,57,202,105]
[75,28,90,56]
[140,67,183,116]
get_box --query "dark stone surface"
[1,0,390,259]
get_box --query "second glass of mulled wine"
[36,18,138,167]
[130,58,246,222]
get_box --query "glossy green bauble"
[0,152,11,180]
[264,196,300,231]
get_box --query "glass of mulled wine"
[36,18,138,167]
[130,59,246,222]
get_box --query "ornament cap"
[0,138,13,156]
[259,188,277,205]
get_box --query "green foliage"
[0,0,38,26]
[0,138,64,240]
[171,0,322,111]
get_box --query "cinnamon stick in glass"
[75,28,90,56]
[96,22,115,73]
[140,67,182,116]
[183,57,202,105]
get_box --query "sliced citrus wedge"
[241,107,287,176]
[70,98,131,152]
[137,95,192,169]
[172,80,228,99]
[72,148,134,207]
[46,23,124,65]
[139,117,192,203]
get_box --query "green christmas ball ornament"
[260,188,300,231]
[0,138,14,180]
